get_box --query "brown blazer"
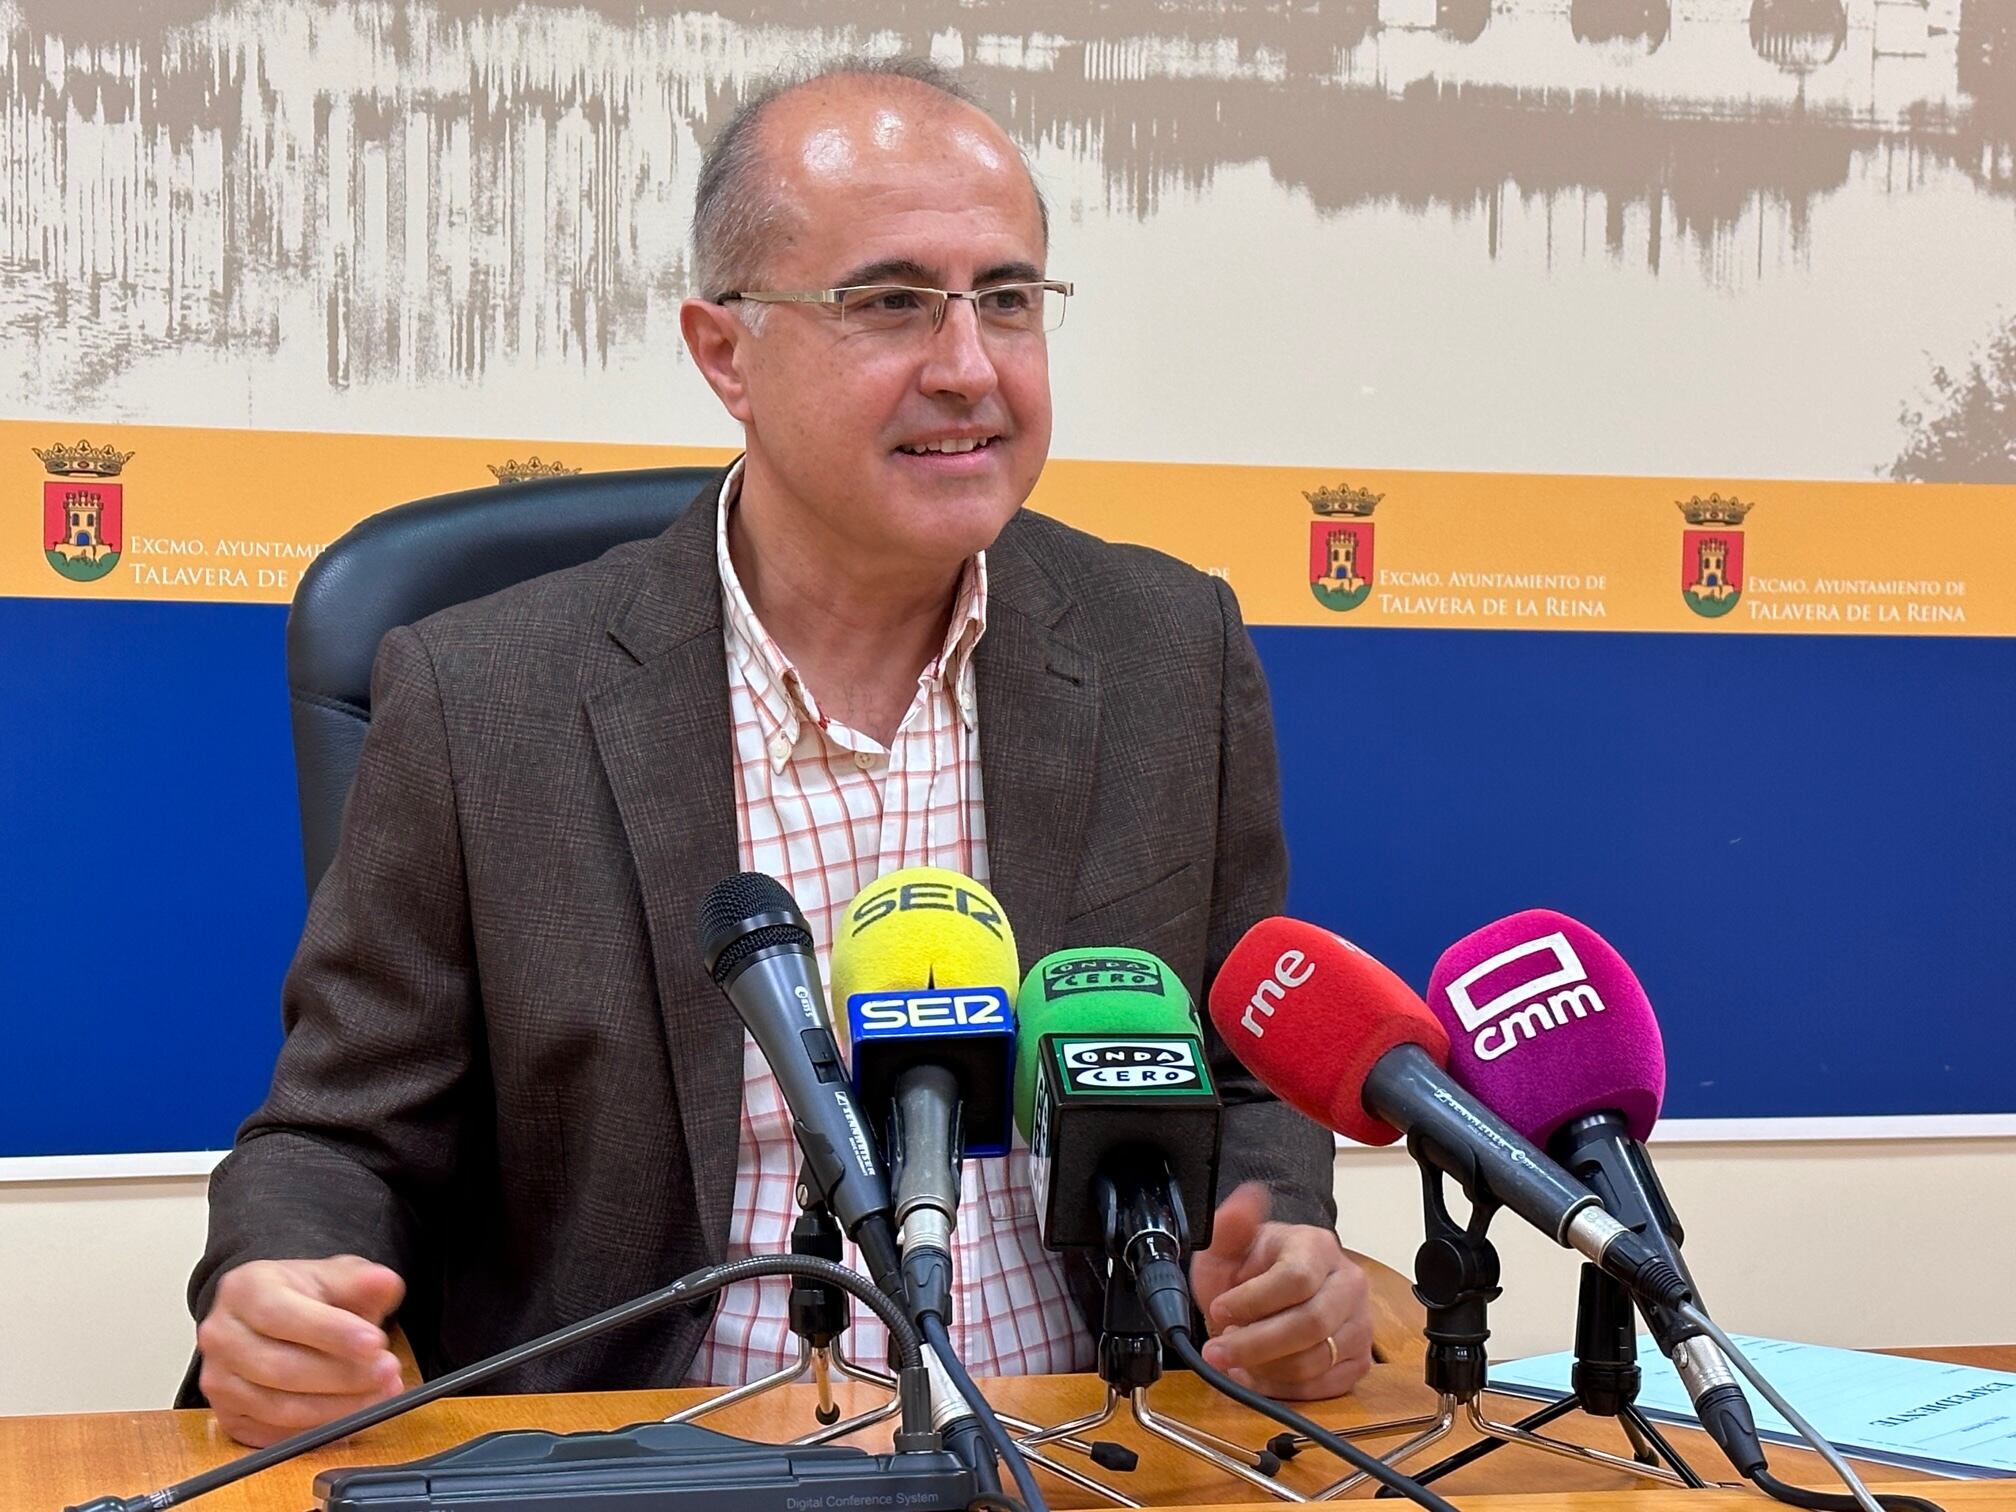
[184,476,1336,1399]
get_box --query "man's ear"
[680,297,755,423]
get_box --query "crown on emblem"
[34,440,134,478]
[1676,492,1756,526]
[1303,484,1383,518]
[488,456,582,485]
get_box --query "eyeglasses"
[718,281,1073,337]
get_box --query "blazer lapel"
[585,478,744,1258]
[976,518,1100,974]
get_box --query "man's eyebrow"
[830,258,1046,289]
[833,258,937,287]
[975,260,1044,287]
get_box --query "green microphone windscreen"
[1012,947,1197,1138]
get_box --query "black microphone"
[697,872,903,1305]
[1011,947,1222,1334]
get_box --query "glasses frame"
[717,280,1074,334]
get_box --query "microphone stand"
[666,1197,901,1443]
[1019,1257,1309,1504]
[1315,1154,1706,1499]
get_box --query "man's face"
[712,85,1054,573]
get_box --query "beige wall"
[4,1139,2011,1418]
[1331,1137,2016,1361]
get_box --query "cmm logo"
[1304,483,1382,613]
[1677,492,1755,620]
[36,440,132,584]
[1442,931,1607,1063]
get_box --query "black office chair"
[286,465,721,895]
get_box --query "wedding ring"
[1323,1333,1339,1370]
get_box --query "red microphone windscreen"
[1209,918,1450,1146]
[1425,909,1666,1146]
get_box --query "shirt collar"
[716,459,989,763]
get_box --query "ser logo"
[1442,932,1607,1063]
[1057,1038,1204,1092]
[846,880,1005,940]
[852,988,1011,1034]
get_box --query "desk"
[7,1348,2010,1512]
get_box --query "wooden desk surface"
[8,1348,2010,1512]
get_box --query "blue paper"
[1489,1334,2016,1479]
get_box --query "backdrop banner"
[9,420,2011,636]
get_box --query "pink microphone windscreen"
[1424,909,1665,1145]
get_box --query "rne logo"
[1237,948,1314,1037]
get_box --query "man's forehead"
[766,84,1035,212]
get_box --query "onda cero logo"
[846,880,1004,940]
[1442,932,1607,1063]
[1057,1038,1204,1092]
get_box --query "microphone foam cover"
[1208,919,1448,1147]
[1425,909,1665,1146]
[1013,948,1197,1140]
[830,868,1019,1017]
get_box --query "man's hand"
[1188,1182,1372,1400]
[197,1255,408,1446]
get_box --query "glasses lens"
[839,286,935,334]
[970,284,1068,335]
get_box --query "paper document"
[1489,1334,2016,1479]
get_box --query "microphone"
[1426,909,1765,1473]
[696,872,903,1304]
[832,866,1020,1321]
[1206,919,1691,1311]
[1012,947,1221,1332]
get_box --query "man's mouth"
[896,435,1000,457]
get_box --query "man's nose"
[918,297,1001,402]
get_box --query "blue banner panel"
[2,604,2011,1158]
[1259,626,2016,1122]
[0,599,299,1156]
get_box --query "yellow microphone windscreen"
[830,867,1020,1016]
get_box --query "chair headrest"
[287,465,720,714]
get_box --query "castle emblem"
[1305,484,1381,613]
[1677,493,1754,619]
[488,456,582,485]
[36,440,132,583]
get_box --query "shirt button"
[769,736,791,763]
[855,752,876,770]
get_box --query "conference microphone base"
[315,1420,976,1512]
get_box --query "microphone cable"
[1157,1328,1462,1512]
[1674,1305,1946,1512]
[68,1255,927,1512]
[918,1310,1051,1512]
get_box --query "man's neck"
[728,465,963,748]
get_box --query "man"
[186,60,1373,1448]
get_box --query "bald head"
[691,58,1048,303]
